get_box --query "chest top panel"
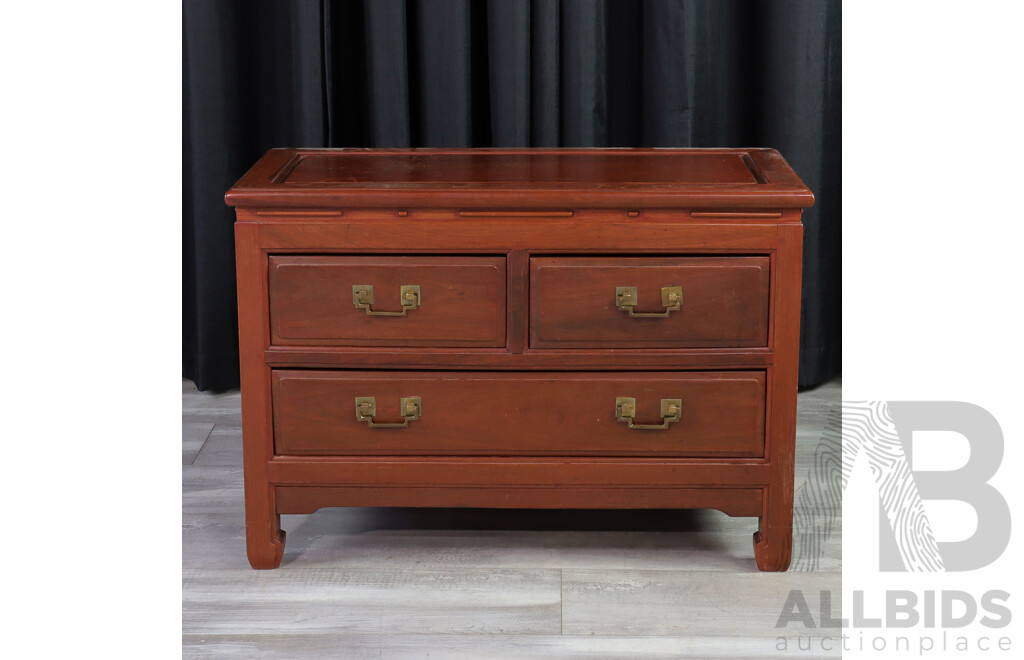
[225,148,813,210]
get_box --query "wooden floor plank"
[182,420,215,465]
[183,632,840,659]
[191,422,243,467]
[184,567,561,635]
[561,568,840,638]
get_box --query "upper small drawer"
[268,256,506,347]
[530,256,770,349]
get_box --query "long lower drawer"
[272,370,766,457]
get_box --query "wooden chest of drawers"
[225,148,812,571]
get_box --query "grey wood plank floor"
[183,378,841,659]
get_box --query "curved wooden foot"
[753,520,792,572]
[248,527,286,570]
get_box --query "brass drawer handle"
[615,397,682,430]
[615,286,682,318]
[352,284,421,316]
[355,396,421,428]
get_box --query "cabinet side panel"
[756,221,803,571]
[235,220,285,569]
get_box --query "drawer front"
[268,256,506,347]
[530,256,770,348]
[272,370,765,457]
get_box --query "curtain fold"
[364,0,412,147]
[184,0,841,391]
[530,0,561,146]
[486,0,531,145]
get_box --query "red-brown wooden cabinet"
[226,148,813,571]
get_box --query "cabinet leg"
[246,489,286,570]
[753,508,793,572]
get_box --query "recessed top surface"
[279,151,762,186]
[225,148,814,209]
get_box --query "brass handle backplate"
[355,396,421,428]
[615,286,682,318]
[615,397,682,430]
[352,284,421,316]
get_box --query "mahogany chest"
[225,148,813,571]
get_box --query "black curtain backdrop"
[184,0,840,391]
